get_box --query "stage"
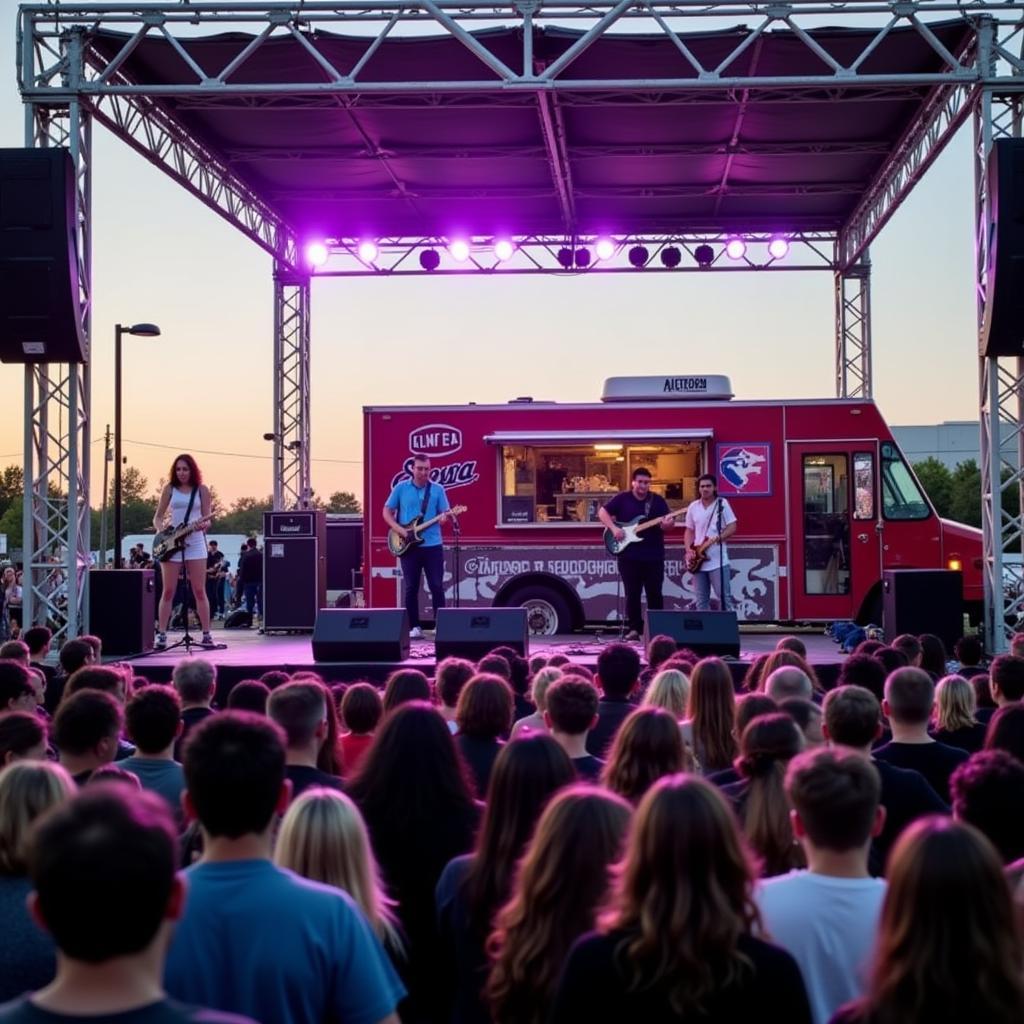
[113,625,848,700]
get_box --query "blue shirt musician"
[597,467,677,642]
[383,454,453,640]
[683,473,738,612]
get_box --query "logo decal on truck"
[717,444,771,495]
[409,423,463,458]
[391,457,479,491]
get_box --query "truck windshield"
[880,442,930,520]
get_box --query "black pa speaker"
[88,569,155,655]
[435,608,529,661]
[0,149,86,363]
[312,609,410,662]
[882,570,962,652]
[982,138,1024,358]
[644,609,740,659]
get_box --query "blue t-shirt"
[164,859,405,1024]
[385,481,450,548]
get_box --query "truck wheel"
[510,586,573,637]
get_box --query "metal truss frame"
[834,253,872,399]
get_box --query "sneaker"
[200,632,217,648]
[409,626,424,640]
[624,629,641,642]
[154,632,167,651]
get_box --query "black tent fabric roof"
[90,18,974,239]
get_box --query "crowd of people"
[1,626,1024,1023]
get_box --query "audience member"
[488,646,532,720]
[952,635,987,679]
[985,702,1024,762]
[931,674,986,753]
[643,633,680,682]
[120,685,186,823]
[171,658,217,757]
[544,677,604,779]
[339,682,384,776]
[741,653,772,694]
[267,681,344,799]
[23,627,57,700]
[477,653,511,682]
[873,646,909,676]
[851,639,885,658]
[0,662,37,714]
[706,693,777,788]
[765,666,814,703]
[259,669,290,690]
[779,697,825,748]
[776,636,808,658]
[759,650,823,695]
[835,654,887,703]
[1010,631,1024,659]
[586,644,641,758]
[46,639,94,714]
[455,674,513,796]
[225,679,270,714]
[545,653,570,668]
[165,712,404,1024]
[890,634,923,667]
[918,633,948,679]
[0,641,30,666]
[601,706,689,805]
[830,818,1024,1024]
[382,668,432,715]
[0,761,75,1002]
[348,702,478,1023]
[52,690,121,786]
[874,667,969,802]
[640,668,689,720]
[437,735,575,1024]
[683,656,738,773]
[757,748,886,1024]
[486,787,632,1024]
[950,750,1024,864]
[86,763,141,789]
[62,665,134,761]
[985,654,1024,724]
[436,657,475,733]
[551,775,812,1021]
[0,711,47,765]
[510,666,560,739]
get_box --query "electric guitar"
[152,517,213,563]
[388,505,467,557]
[603,507,687,556]
[685,536,719,574]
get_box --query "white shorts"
[164,530,208,563]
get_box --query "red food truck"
[364,375,982,634]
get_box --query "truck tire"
[508,586,573,637]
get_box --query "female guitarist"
[153,453,215,650]
[683,473,738,613]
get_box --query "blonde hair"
[0,760,76,874]
[642,669,690,720]
[274,787,403,953]
[933,674,977,733]
[530,667,563,713]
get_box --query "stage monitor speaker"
[88,569,155,655]
[434,608,529,662]
[263,511,327,631]
[312,609,410,662]
[981,138,1024,357]
[644,610,740,659]
[882,570,962,652]
[0,148,86,363]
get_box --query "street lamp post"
[114,322,161,569]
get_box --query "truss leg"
[834,252,872,399]
[272,267,312,510]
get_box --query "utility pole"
[99,425,112,567]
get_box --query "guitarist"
[683,473,738,612]
[597,467,677,642]
[383,454,453,640]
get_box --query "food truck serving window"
[498,442,703,524]
[880,442,930,521]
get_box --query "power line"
[122,437,362,465]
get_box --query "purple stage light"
[725,237,746,260]
[305,241,328,267]
[358,240,379,263]
[768,236,790,260]
[494,239,514,261]
[594,237,615,261]
[449,239,471,262]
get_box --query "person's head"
[87,764,141,790]
[58,638,94,676]
[53,690,122,765]
[853,638,886,657]
[891,633,923,666]
[785,746,883,855]
[259,669,290,691]
[985,704,1024,762]
[883,667,935,728]
[0,661,37,713]
[558,663,594,683]
[646,634,679,673]
[596,643,641,700]
[382,668,431,714]
[1010,632,1024,659]
[602,707,689,805]
[604,774,759,1016]
[759,649,822,694]
[246,537,257,550]
[207,540,218,552]
[0,760,75,874]
[918,633,949,677]
[64,665,127,704]
[435,657,475,711]
[125,686,182,756]
[990,655,1024,705]
[226,679,271,714]
[79,636,102,660]
[863,817,1024,1024]
[686,657,737,772]
[340,682,384,736]
[23,626,52,658]
[544,677,599,737]
[477,653,511,681]
[823,684,882,749]
[954,635,983,667]
[696,473,717,500]
[778,697,824,747]
[0,711,47,765]
[411,454,431,486]
[875,646,910,677]
[529,666,562,714]
[951,751,1024,864]
[274,787,400,947]
[630,466,652,498]
[168,453,202,488]
[172,658,217,707]
[933,674,977,732]
[0,640,30,666]
[268,681,328,753]
[456,673,514,741]
[763,665,813,703]
[182,712,287,838]
[775,636,807,659]
[836,653,887,702]
[28,787,184,965]
[490,646,530,696]
[975,671,998,710]
[734,692,778,736]
[486,786,633,1024]
[641,668,689,720]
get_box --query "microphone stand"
[450,512,462,609]
[716,498,727,613]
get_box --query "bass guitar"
[388,505,468,557]
[603,507,687,556]
[685,536,718,574]
[152,517,213,563]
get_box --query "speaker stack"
[89,569,155,655]
[435,608,529,661]
[312,609,410,661]
[981,138,1024,358]
[262,511,327,632]
[882,570,962,652]
[644,609,740,659]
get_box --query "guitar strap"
[183,486,198,527]
[419,481,431,518]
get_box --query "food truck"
[364,375,982,634]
